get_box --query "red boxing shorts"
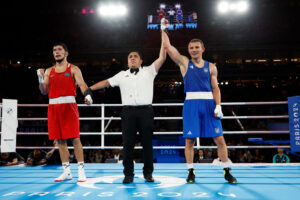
[48,103,80,140]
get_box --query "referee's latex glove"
[160,18,169,31]
[214,105,223,119]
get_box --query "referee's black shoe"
[223,168,237,184]
[186,168,195,183]
[144,174,154,182]
[123,176,134,184]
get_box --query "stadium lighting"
[217,2,229,13]
[97,4,128,17]
[217,1,249,14]
[236,1,249,13]
[160,4,166,9]
[175,4,181,9]
[229,3,237,11]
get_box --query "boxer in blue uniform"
[161,19,237,184]
[176,8,183,23]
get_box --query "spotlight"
[175,4,181,9]
[217,1,249,14]
[217,1,229,14]
[236,1,249,13]
[160,4,166,9]
[229,3,237,11]
[97,4,128,17]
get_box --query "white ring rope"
[14,115,288,121]
[0,101,289,150]
[15,145,291,150]
[0,101,288,107]
[1,130,289,135]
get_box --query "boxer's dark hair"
[53,42,69,52]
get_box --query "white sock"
[187,163,194,169]
[78,162,84,170]
[222,161,231,169]
[62,162,71,173]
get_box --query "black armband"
[84,88,93,98]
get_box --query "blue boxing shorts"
[182,99,223,138]
[177,14,183,20]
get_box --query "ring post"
[101,104,105,148]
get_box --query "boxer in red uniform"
[158,8,165,21]
[37,43,93,182]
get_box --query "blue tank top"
[183,60,212,93]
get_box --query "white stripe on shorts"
[185,92,213,100]
[49,96,76,104]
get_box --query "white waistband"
[49,96,76,104]
[185,92,213,100]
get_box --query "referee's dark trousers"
[121,105,154,177]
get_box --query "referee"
[88,32,166,184]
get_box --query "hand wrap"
[214,105,223,119]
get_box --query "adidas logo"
[215,128,220,133]
[187,131,192,135]
[190,65,194,69]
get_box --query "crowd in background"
[1,147,294,166]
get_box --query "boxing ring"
[1,101,300,200]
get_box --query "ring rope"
[12,115,289,121]
[0,101,288,107]
[0,101,290,150]
[14,145,291,150]
[0,130,289,136]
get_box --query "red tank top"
[48,63,77,98]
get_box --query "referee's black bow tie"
[130,68,139,75]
